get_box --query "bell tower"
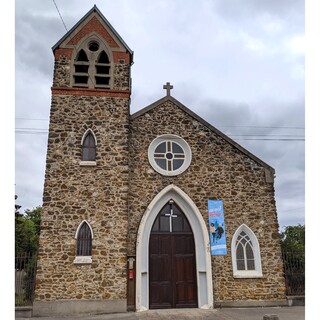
[34,6,133,316]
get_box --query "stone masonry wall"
[35,93,130,302]
[128,99,286,303]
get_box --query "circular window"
[148,135,192,176]
[88,41,100,52]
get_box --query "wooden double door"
[149,200,198,309]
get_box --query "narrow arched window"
[74,49,89,86]
[74,221,93,264]
[82,131,96,161]
[76,221,92,256]
[235,231,255,270]
[231,224,262,278]
[95,50,111,86]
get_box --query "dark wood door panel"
[149,202,198,309]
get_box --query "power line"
[52,0,68,32]
[234,138,304,141]
[15,128,48,131]
[218,125,304,129]
[16,118,48,121]
[51,0,96,88]
[15,131,48,135]
[15,131,305,140]
[281,207,305,212]
[15,118,305,131]
[229,134,305,137]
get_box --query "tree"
[15,196,41,256]
[280,224,305,252]
[280,224,305,295]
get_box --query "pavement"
[15,306,305,320]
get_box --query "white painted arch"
[135,184,213,311]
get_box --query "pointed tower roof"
[52,5,134,64]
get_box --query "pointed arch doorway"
[136,184,214,311]
[149,200,197,308]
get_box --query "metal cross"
[165,200,177,232]
[163,82,173,96]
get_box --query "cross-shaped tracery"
[154,140,185,171]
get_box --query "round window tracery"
[148,135,191,176]
[88,40,100,52]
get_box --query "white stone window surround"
[148,134,192,176]
[80,129,97,166]
[73,220,94,265]
[70,33,114,89]
[231,224,263,278]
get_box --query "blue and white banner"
[208,200,227,255]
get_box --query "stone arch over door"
[136,184,213,311]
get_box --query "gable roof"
[131,95,275,173]
[52,5,134,64]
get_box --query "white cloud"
[287,35,305,56]
[239,31,266,53]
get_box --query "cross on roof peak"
[163,82,173,96]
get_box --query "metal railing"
[282,248,305,296]
[15,253,38,306]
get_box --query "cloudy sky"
[13,0,305,229]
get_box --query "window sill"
[73,256,92,264]
[80,161,97,166]
[233,271,263,278]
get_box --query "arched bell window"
[72,37,113,89]
[73,49,89,86]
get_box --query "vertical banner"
[208,200,227,255]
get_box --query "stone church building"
[34,6,287,317]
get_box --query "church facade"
[34,6,287,317]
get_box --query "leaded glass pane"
[246,244,254,259]
[173,159,184,170]
[172,216,183,231]
[155,159,166,169]
[247,259,255,270]
[83,147,89,161]
[155,142,166,153]
[236,244,244,260]
[77,223,92,256]
[172,142,183,153]
[83,133,96,161]
[159,216,170,232]
[237,259,245,270]
[235,230,258,271]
